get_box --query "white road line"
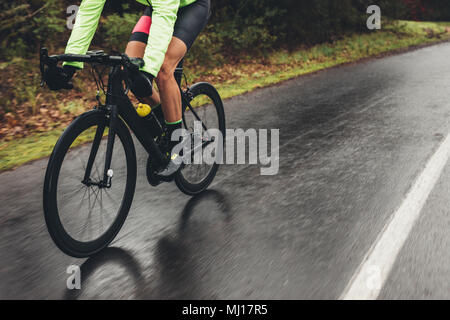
[341,129,450,300]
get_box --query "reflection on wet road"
[3,42,450,299]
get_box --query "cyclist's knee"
[156,63,175,85]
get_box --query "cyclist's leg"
[126,36,184,123]
[125,7,161,107]
[125,0,211,113]
[154,0,211,177]
[155,38,186,123]
[156,0,211,123]
[172,0,211,52]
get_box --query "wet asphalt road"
[2,42,450,299]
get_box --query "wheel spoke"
[80,187,93,242]
[100,189,104,234]
[59,184,86,202]
[103,188,119,208]
[77,153,86,171]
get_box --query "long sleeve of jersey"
[64,0,179,76]
[63,0,107,69]
[142,0,180,76]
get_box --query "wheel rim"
[55,124,128,243]
[181,93,220,185]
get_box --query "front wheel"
[43,110,137,258]
[175,82,226,196]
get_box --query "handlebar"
[39,47,145,90]
[39,47,143,74]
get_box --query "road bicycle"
[40,48,225,258]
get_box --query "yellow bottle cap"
[136,103,151,117]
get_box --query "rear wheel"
[175,82,226,196]
[43,110,137,258]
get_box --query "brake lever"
[39,48,48,87]
[121,54,144,73]
[39,47,58,87]
[121,55,145,94]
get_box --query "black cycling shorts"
[130,0,211,50]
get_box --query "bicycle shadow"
[152,189,232,299]
[179,189,232,233]
[62,190,231,300]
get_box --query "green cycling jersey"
[64,0,196,76]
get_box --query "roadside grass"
[1,20,450,172]
[193,20,450,100]
[0,129,64,170]
[0,125,107,171]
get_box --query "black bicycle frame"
[174,60,208,132]
[84,65,167,187]
[57,54,207,188]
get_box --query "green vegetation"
[0,124,108,171]
[1,20,449,171]
[2,0,450,171]
[0,128,63,170]
[0,1,445,129]
[192,20,450,100]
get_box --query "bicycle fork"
[82,105,117,189]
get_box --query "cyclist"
[44,0,211,179]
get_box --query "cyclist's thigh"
[173,0,211,50]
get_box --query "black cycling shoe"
[155,153,183,181]
[155,121,191,181]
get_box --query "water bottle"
[136,103,163,137]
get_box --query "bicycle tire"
[43,109,137,258]
[175,82,225,196]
